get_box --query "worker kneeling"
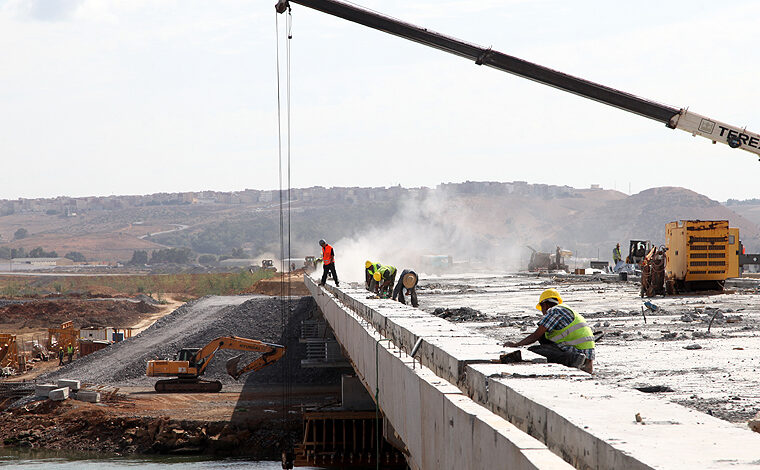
[373,265,397,298]
[392,269,419,307]
[504,288,595,374]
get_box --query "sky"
[1,0,759,202]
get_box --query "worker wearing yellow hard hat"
[365,261,381,292]
[505,288,596,374]
[373,265,397,298]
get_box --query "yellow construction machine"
[146,336,285,393]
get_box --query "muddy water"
[0,448,311,469]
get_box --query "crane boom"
[275,0,760,159]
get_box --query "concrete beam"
[307,278,572,470]
[309,279,760,469]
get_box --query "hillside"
[1,183,758,267]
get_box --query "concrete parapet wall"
[307,278,572,470]
[308,278,760,469]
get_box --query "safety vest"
[378,265,396,280]
[322,244,334,264]
[367,263,381,275]
[544,305,595,350]
[613,247,622,261]
[67,345,74,354]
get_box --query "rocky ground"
[1,295,348,458]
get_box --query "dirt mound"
[243,273,309,296]
[0,299,161,329]
[39,296,344,387]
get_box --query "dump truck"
[146,336,285,393]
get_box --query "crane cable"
[275,4,294,461]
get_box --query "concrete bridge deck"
[306,277,760,470]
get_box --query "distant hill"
[1,183,758,266]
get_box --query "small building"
[11,257,74,266]
[79,327,133,342]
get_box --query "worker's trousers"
[528,337,587,368]
[320,262,339,287]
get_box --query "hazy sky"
[1,0,759,201]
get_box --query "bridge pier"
[307,277,760,469]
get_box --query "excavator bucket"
[225,354,243,379]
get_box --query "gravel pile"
[39,295,343,387]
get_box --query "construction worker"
[66,344,74,364]
[373,265,397,298]
[613,243,622,265]
[503,288,595,374]
[392,269,419,307]
[318,239,339,287]
[58,347,64,366]
[365,261,381,292]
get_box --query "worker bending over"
[365,261,381,292]
[318,239,339,287]
[504,288,595,374]
[392,269,419,307]
[373,265,397,298]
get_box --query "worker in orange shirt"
[318,239,339,287]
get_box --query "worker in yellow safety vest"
[503,288,595,374]
[613,243,622,265]
[365,261,381,292]
[373,265,397,298]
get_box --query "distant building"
[11,257,74,266]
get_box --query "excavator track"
[154,378,222,393]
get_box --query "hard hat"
[319,239,326,246]
[402,272,418,289]
[373,271,382,282]
[536,288,562,310]
[365,260,373,269]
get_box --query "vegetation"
[13,228,28,240]
[64,251,86,262]
[0,270,275,298]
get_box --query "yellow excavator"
[146,336,286,393]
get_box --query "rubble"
[431,306,489,322]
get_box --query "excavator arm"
[193,336,286,377]
[147,336,286,393]
[275,0,760,159]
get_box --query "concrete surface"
[307,277,572,470]
[34,384,59,397]
[57,379,80,391]
[309,275,760,469]
[48,387,69,401]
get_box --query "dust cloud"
[325,189,524,282]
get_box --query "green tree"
[129,250,149,265]
[198,254,217,265]
[0,247,10,259]
[29,247,58,258]
[13,228,28,240]
[64,251,86,262]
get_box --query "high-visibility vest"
[613,247,622,261]
[322,244,334,264]
[544,305,595,350]
[367,263,381,275]
[378,265,396,280]
[67,345,74,354]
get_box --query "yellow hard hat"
[373,271,382,282]
[365,260,373,269]
[536,288,562,310]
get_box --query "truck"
[665,220,739,293]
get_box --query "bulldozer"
[146,336,285,393]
